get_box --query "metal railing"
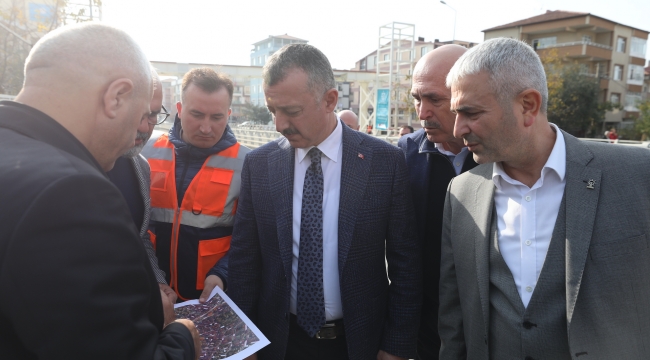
[538,41,612,50]
[231,126,401,149]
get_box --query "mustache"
[135,132,149,141]
[463,133,480,144]
[281,128,300,136]
[420,120,441,129]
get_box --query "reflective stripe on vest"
[142,133,250,228]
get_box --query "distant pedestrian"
[399,125,415,137]
[608,128,618,143]
[338,109,360,130]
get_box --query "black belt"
[289,313,345,340]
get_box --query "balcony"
[537,41,612,61]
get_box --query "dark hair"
[401,125,414,133]
[182,67,234,103]
[262,44,335,99]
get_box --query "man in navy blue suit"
[397,44,476,360]
[229,44,422,360]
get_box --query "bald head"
[16,23,153,171]
[24,23,150,96]
[413,44,467,81]
[411,44,467,152]
[338,110,359,130]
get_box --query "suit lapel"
[562,132,600,328]
[131,155,150,238]
[268,137,296,278]
[472,165,496,338]
[338,126,372,273]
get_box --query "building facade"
[151,61,375,126]
[249,34,308,105]
[352,38,477,129]
[483,10,649,127]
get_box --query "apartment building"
[483,10,649,125]
[352,38,476,127]
[150,61,375,125]
[249,34,308,105]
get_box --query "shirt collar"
[492,123,566,190]
[435,142,470,158]
[296,117,342,164]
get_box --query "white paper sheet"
[174,287,270,360]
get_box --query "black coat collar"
[0,101,105,174]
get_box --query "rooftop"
[252,34,308,46]
[483,10,648,33]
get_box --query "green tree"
[0,0,101,95]
[541,49,612,137]
[241,102,272,124]
[635,100,650,141]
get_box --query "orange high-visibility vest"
[143,133,249,299]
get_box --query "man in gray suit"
[229,44,421,360]
[106,68,176,304]
[439,37,650,359]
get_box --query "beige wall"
[484,28,520,41]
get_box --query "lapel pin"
[358,153,365,160]
[586,179,596,190]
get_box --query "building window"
[616,37,626,53]
[625,92,642,111]
[610,93,620,104]
[421,46,428,57]
[372,55,377,65]
[383,54,389,61]
[360,59,366,70]
[628,64,644,85]
[613,64,624,81]
[630,37,647,58]
[268,42,272,48]
[532,36,556,50]
[582,35,592,43]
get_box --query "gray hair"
[263,44,335,99]
[446,37,548,113]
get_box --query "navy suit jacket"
[229,122,422,359]
[398,129,477,359]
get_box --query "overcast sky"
[101,0,650,70]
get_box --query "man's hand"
[377,350,407,360]
[175,319,201,360]
[159,283,178,304]
[160,288,175,326]
[199,275,224,303]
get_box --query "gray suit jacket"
[229,122,422,359]
[131,154,167,284]
[439,130,650,359]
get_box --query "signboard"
[375,88,390,130]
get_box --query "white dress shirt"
[492,124,566,308]
[434,143,471,176]
[290,119,343,321]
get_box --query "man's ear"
[102,78,134,119]
[323,88,339,113]
[519,89,542,127]
[176,101,182,116]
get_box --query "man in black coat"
[397,45,476,360]
[0,23,198,359]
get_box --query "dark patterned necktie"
[296,147,326,337]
